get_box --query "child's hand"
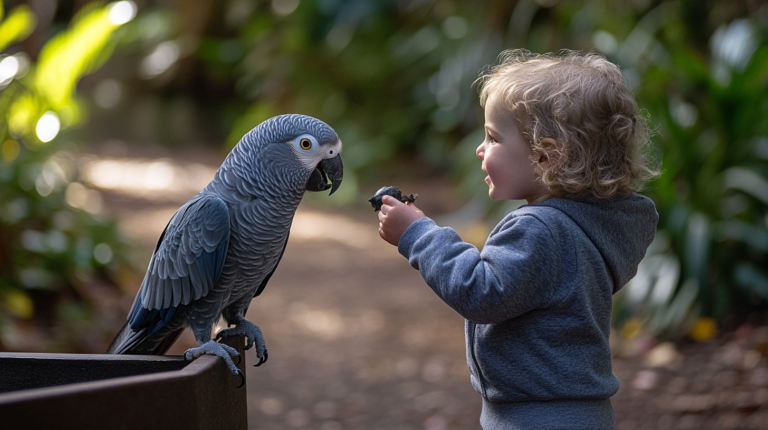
[378,195,425,246]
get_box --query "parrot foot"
[254,349,268,367]
[215,320,268,367]
[184,340,241,376]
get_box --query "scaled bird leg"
[215,319,268,367]
[184,340,243,380]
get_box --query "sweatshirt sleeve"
[397,215,560,324]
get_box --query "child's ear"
[536,138,558,170]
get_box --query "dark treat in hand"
[368,186,418,212]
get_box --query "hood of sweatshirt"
[538,193,658,293]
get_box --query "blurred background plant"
[0,0,766,352]
[0,0,137,351]
[608,2,768,341]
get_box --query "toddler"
[377,50,659,429]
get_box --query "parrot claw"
[254,349,268,367]
[235,369,245,388]
[215,320,268,367]
[184,340,241,376]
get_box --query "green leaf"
[734,263,768,300]
[712,219,768,253]
[0,5,36,53]
[722,167,768,205]
[35,5,126,108]
[684,212,710,283]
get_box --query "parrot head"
[240,114,343,196]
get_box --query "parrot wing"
[252,231,288,298]
[113,195,230,354]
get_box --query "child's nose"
[476,143,484,160]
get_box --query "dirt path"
[96,145,768,430]
[118,195,484,429]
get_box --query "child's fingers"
[381,195,404,206]
[379,197,400,216]
[378,220,391,242]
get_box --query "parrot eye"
[300,138,312,150]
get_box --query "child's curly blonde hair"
[477,50,659,199]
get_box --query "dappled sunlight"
[88,154,382,253]
[81,156,217,200]
[116,203,381,254]
[83,154,381,250]
[35,111,60,142]
[108,1,137,25]
[1,1,135,143]
[140,41,180,79]
[0,52,29,89]
[290,302,345,338]
[287,302,386,340]
[116,206,177,248]
[34,2,136,109]
[290,210,377,249]
[65,182,103,214]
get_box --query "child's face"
[476,95,549,203]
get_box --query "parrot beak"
[306,154,343,195]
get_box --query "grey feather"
[138,196,230,310]
[171,277,182,307]
[180,275,190,304]
[189,262,203,300]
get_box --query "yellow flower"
[3,290,33,319]
[690,317,717,341]
[621,318,642,340]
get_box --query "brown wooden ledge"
[0,336,247,430]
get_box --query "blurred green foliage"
[119,0,494,204]
[173,0,765,335]
[0,1,135,351]
[0,3,35,52]
[2,0,767,345]
[617,10,768,336]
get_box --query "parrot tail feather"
[107,321,184,355]
[153,328,184,355]
[106,321,132,354]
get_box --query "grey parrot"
[107,114,343,383]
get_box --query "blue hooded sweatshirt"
[397,193,658,430]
